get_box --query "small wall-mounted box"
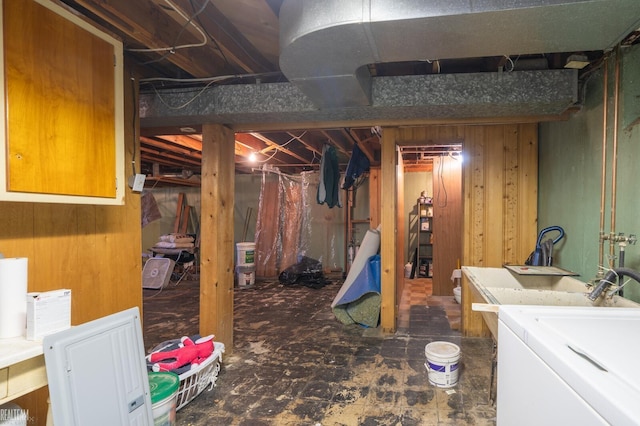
[26,289,71,340]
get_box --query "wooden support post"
[200,124,235,349]
[368,167,381,229]
[380,128,397,333]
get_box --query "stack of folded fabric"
[154,233,195,250]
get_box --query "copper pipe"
[610,46,621,266]
[598,54,609,277]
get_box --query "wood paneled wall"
[2,60,141,425]
[395,127,464,297]
[432,156,463,296]
[389,124,538,336]
[461,124,538,336]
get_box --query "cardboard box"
[26,289,71,340]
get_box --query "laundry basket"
[176,342,225,410]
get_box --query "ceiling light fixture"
[449,151,463,162]
[248,152,257,162]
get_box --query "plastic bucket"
[236,242,255,266]
[453,286,461,304]
[424,341,461,388]
[404,263,412,278]
[236,265,256,288]
[149,372,180,426]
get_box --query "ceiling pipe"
[597,53,609,279]
[609,46,622,266]
[597,45,625,281]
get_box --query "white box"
[26,289,71,340]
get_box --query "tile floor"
[143,275,497,425]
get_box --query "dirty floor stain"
[143,276,497,425]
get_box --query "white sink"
[462,266,640,340]
[485,287,637,307]
[463,266,588,292]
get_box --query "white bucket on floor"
[453,286,461,304]
[236,242,255,266]
[404,262,412,278]
[149,372,179,426]
[236,265,255,288]
[424,341,461,388]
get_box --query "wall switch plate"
[128,174,146,192]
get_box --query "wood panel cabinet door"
[1,0,124,204]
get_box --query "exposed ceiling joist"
[56,0,640,187]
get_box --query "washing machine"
[497,305,640,425]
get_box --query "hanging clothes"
[342,143,370,190]
[316,144,341,208]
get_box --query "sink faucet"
[588,267,640,301]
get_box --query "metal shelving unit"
[417,202,433,277]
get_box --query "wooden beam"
[380,127,397,333]
[286,131,323,157]
[229,112,573,133]
[346,128,375,163]
[210,0,280,63]
[75,0,228,77]
[233,132,296,165]
[155,134,203,151]
[200,124,235,350]
[320,130,350,156]
[141,136,202,156]
[171,0,275,73]
[144,176,201,187]
[249,132,312,164]
[140,150,200,169]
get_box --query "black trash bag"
[279,256,329,289]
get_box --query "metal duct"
[280,0,640,108]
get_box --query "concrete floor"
[143,276,497,425]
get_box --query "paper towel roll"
[0,257,28,338]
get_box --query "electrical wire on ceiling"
[503,55,516,72]
[424,59,440,74]
[139,71,282,84]
[435,154,448,208]
[128,0,273,75]
[126,0,208,55]
[189,0,235,71]
[145,79,218,110]
[139,71,281,110]
[244,131,306,164]
[190,0,270,73]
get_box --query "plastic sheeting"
[141,192,162,228]
[254,170,344,278]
